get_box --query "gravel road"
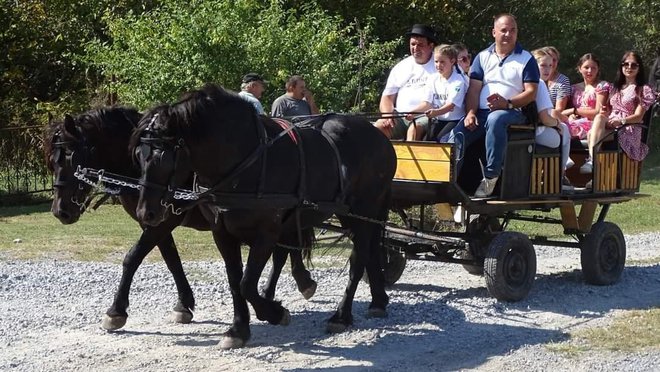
[1,233,659,371]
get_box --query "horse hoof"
[220,336,246,350]
[367,307,388,318]
[172,309,193,324]
[280,309,291,326]
[101,315,127,331]
[301,281,317,300]
[326,322,348,334]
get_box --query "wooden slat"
[560,202,579,231]
[531,158,538,194]
[394,159,451,182]
[578,201,598,232]
[392,142,452,161]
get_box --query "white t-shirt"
[382,56,437,112]
[535,80,553,135]
[422,68,468,121]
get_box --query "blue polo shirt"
[469,42,539,109]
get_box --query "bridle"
[136,114,302,215]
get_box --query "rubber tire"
[580,221,626,285]
[363,249,407,287]
[484,232,536,302]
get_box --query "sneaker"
[566,157,575,169]
[580,159,593,174]
[562,176,574,192]
[474,177,498,198]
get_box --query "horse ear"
[63,114,76,135]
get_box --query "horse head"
[45,107,140,224]
[132,108,193,226]
[46,113,97,224]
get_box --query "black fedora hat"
[406,24,438,44]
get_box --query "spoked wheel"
[580,221,626,285]
[382,248,407,286]
[462,216,502,276]
[484,232,536,302]
[363,245,407,287]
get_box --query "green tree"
[86,0,398,112]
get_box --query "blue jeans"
[449,109,527,178]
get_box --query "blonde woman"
[543,46,571,111]
[532,48,573,189]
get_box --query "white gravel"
[1,233,659,371]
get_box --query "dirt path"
[1,236,659,371]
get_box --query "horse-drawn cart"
[379,102,658,302]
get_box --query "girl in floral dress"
[559,53,609,141]
[582,51,656,174]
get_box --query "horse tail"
[300,226,315,266]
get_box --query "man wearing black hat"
[375,24,438,139]
[239,73,267,115]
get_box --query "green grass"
[0,201,352,262]
[547,307,660,354]
[0,202,218,262]
[1,151,659,262]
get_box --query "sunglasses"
[621,62,639,69]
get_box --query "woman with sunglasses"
[581,51,656,176]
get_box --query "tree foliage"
[1,0,659,127]
[86,0,398,112]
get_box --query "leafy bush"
[86,0,399,112]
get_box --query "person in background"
[374,24,437,139]
[543,46,572,111]
[582,51,655,178]
[449,13,539,198]
[238,73,267,115]
[404,44,468,141]
[559,53,609,143]
[532,48,574,173]
[271,75,319,118]
[452,42,471,80]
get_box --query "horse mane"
[44,106,141,170]
[131,83,258,149]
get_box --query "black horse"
[44,107,317,331]
[131,84,396,348]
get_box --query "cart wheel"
[580,221,626,285]
[462,216,501,276]
[363,249,407,287]
[484,232,536,301]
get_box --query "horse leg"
[156,235,195,324]
[241,238,291,327]
[326,218,389,333]
[103,226,170,330]
[289,249,316,300]
[262,246,287,301]
[211,229,251,349]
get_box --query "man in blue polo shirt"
[450,13,539,197]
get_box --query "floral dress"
[567,81,610,139]
[607,84,655,161]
